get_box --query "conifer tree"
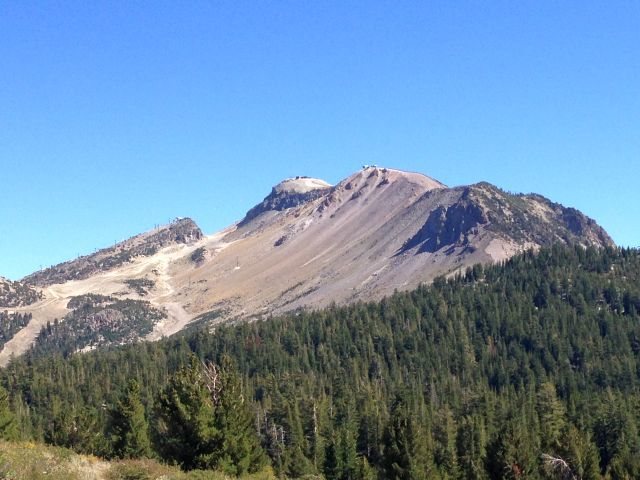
[433,406,459,478]
[282,398,313,476]
[536,382,565,454]
[153,357,217,470]
[381,394,435,480]
[324,440,341,480]
[212,355,267,475]
[154,355,267,472]
[551,424,600,480]
[456,415,488,480]
[0,386,17,440]
[107,379,151,459]
[355,455,378,480]
[485,411,538,480]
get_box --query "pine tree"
[355,455,378,480]
[282,398,314,477]
[485,411,538,480]
[433,406,458,478]
[324,440,340,480]
[153,357,217,470]
[0,386,17,440]
[550,424,600,480]
[107,379,151,459]
[456,415,488,480]
[536,382,565,454]
[212,355,267,475]
[381,394,435,480]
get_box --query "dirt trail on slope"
[145,230,236,339]
[0,239,216,364]
[145,251,193,340]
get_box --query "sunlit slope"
[0,167,613,363]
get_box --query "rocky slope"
[22,218,203,286]
[0,167,613,364]
[397,181,612,256]
[239,176,332,226]
[192,167,611,321]
[0,277,42,308]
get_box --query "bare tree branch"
[541,453,577,480]
[201,360,221,405]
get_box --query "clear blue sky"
[1,1,638,280]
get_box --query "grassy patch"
[0,442,279,480]
[0,440,101,480]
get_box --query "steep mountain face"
[398,182,612,256]
[0,167,614,364]
[239,177,332,226]
[195,167,611,322]
[22,218,203,287]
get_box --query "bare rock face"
[401,191,488,254]
[397,182,613,258]
[239,177,332,226]
[22,218,203,286]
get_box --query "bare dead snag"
[201,360,222,405]
[541,453,577,480]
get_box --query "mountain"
[0,167,613,364]
[184,167,611,321]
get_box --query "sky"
[1,1,638,280]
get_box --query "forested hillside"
[2,245,640,479]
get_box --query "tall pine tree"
[107,379,151,459]
[381,394,435,480]
[212,355,267,475]
[0,386,17,440]
[153,357,218,470]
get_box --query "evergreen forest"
[2,244,640,479]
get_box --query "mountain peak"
[238,176,333,226]
[341,166,447,191]
[273,176,332,194]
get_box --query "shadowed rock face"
[559,207,612,246]
[22,218,203,286]
[240,187,332,226]
[397,183,613,257]
[401,196,488,254]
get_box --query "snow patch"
[273,177,332,194]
